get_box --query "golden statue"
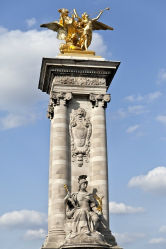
[40,8,113,54]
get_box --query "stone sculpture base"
[41,245,122,249]
[61,245,123,249]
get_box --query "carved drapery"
[89,93,111,108]
[69,108,92,167]
[47,91,72,119]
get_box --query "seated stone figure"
[64,175,107,245]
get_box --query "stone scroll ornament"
[90,93,111,108]
[69,108,92,167]
[47,91,72,119]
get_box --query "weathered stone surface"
[38,57,120,94]
[38,56,121,249]
[69,108,92,167]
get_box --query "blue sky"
[0,0,166,249]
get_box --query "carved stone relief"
[69,108,92,167]
[63,175,117,246]
[53,76,106,87]
[47,99,54,120]
[90,93,111,108]
[47,91,72,119]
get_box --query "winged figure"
[40,8,114,53]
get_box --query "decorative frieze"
[69,108,92,167]
[53,76,106,87]
[90,93,111,108]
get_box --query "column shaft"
[48,100,69,246]
[91,103,109,225]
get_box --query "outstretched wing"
[40,21,67,40]
[40,21,63,32]
[92,20,114,31]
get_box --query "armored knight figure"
[64,175,105,244]
[63,175,117,246]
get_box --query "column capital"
[51,91,72,105]
[89,93,111,108]
[47,91,72,119]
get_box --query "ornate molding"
[47,99,54,120]
[51,91,72,105]
[47,91,72,119]
[69,108,92,167]
[53,76,106,87]
[89,93,111,108]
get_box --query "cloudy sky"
[0,0,166,249]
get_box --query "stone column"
[90,93,111,225]
[46,91,72,248]
[38,57,121,249]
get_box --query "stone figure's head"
[76,108,86,120]
[78,175,88,191]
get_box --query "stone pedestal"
[38,56,121,249]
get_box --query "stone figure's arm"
[65,193,78,218]
[64,192,71,201]
[66,205,76,219]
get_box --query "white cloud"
[147,91,162,101]
[0,210,47,229]
[109,202,145,214]
[26,18,36,28]
[24,228,47,240]
[156,115,166,125]
[160,226,166,233]
[157,68,166,83]
[149,237,166,244]
[90,32,107,56]
[113,232,145,245]
[126,124,140,133]
[0,27,107,129]
[128,167,166,193]
[113,108,127,119]
[125,91,162,103]
[128,105,146,115]
[113,105,146,120]
[125,95,143,102]
[0,113,36,129]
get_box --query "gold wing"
[40,21,67,40]
[92,20,114,31]
[40,21,63,32]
